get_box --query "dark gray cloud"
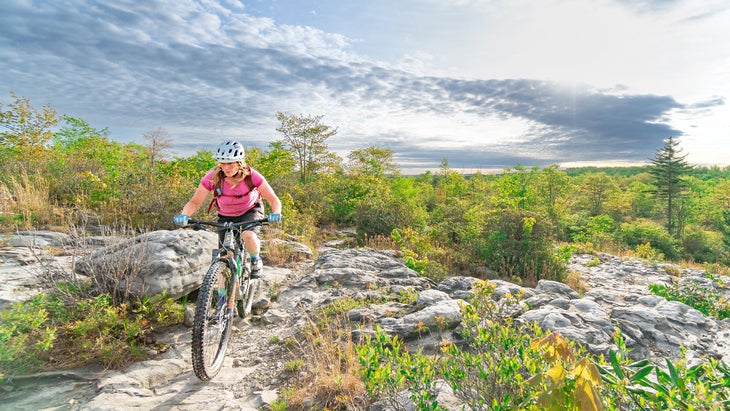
[0,0,708,172]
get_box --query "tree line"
[2,92,730,284]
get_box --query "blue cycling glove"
[267,213,282,224]
[173,214,189,226]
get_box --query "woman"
[173,140,282,278]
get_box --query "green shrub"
[555,244,578,264]
[357,280,730,410]
[597,329,730,410]
[567,214,616,248]
[479,209,567,285]
[649,277,730,320]
[620,219,679,260]
[357,280,607,410]
[681,226,724,264]
[635,241,664,260]
[0,291,182,381]
[0,296,55,377]
[391,228,450,282]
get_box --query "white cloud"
[1,0,728,170]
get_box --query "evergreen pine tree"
[649,136,691,238]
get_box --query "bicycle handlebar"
[187,217,268,232]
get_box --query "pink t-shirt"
[201,167,265,217]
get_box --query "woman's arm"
[181,183,211,216]
[257,181,282,214]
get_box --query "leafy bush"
[354,194,420,239]
[620,219,679,260]
[479,209,566,285]
[681,226,724,264]
[357,280,607,410]
[649,277,730,320]
[355,280,730,410]
[0,292,182,381]
[566,214,616,248]
[635,241,664,260]
[0,296,56,377]
[391,228,451,282]
[597,329,730,410]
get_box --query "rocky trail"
[1,230,729,410]
[3,270,312,410]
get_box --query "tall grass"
[278,307,370,410]
[1,170,64,229]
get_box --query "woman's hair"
[211,161,248,188]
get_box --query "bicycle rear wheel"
[237,276,259,318]
[236,255,258,318]
[191,261,234,381]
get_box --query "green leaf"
[665,358,684,391]
[628,359,651,368]
[686,362,704,379]
[655,367,670,384]
[630,364,655,382]
[609,350,625,379]
[626,385,651,395]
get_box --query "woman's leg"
[242,230,260,256]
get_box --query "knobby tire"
[191,261,234,381]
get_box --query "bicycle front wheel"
[191,261,234,381]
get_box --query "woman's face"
[219,162,240,177]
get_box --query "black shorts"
[217,201,264,246]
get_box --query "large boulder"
[75,229,217,299]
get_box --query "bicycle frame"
[189,218,267,310]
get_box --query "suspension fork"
[221,254,240,310]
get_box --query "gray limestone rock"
[3,235,730,410]
[74,229,218,299]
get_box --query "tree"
[347,146,398,177]
[480,208,567,285]
[248,141,296,184]
[576,172,618,217]
[534,165,572,238]
[649,136,691,238]
[0,92,58,168]
[47,116,130,207]
[495,164,540,210]
[275,112,339,184]
[142,127,173,164]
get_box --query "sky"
[1,0,728,174]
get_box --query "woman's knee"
[242,230,258,242]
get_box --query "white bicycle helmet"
[213,140,245,163]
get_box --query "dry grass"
[1,170,71,230]
[282,313,369,410]
[0,183,12,215]
[264,237,313,266]
[564,270,589,296]
[76,232,153,303]
[32,228,153,304]
[363,233,398,250]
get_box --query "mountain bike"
[187,217,268,381]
